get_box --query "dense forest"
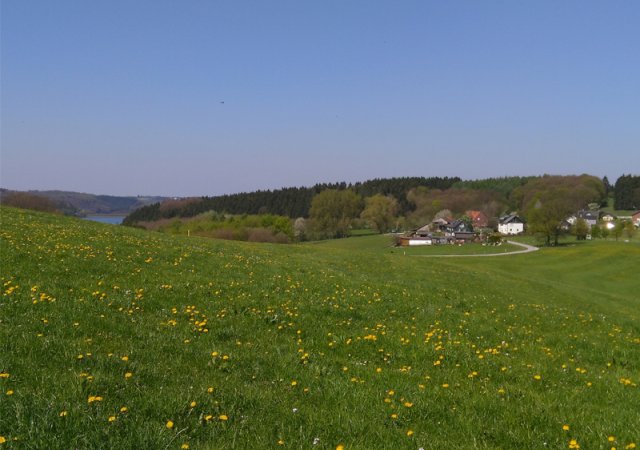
[613,175,640,210]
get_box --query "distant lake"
[84,215,126,225]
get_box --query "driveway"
[411,240,539,258]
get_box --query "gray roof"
[499,214,524,224]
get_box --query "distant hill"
[0,189,167,216]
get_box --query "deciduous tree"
[309,189,362,238]
[360,194,400,233]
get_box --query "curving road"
[411,240,539,258]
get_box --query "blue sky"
[2,1,639,196]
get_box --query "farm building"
[498,214,525,235]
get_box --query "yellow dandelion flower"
[190,401,197,408]
[336,445,345,450]
[291,380,297,386]
[278,439,284,445]
[407,429,414,437]
[609,437,616,442]
[219,414,228,421]
[533,374,541,381]
[442,383,449,388]
[120,406,128,413]
[121,356,129,361]
[108,415,116,422]
[124,372,133,379]
[390,413,398,419]
[562,425,570,431]
[166,420,174,429]
[207,387,214,393]
[403,402,413,408]
[59,411,68,417]
[0,436,6,444]
[181,444,190,449]
[569,439,580,449]
[6,390,13,396]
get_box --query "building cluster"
[398,209,640,247]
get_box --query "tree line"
[613,175,640,210]
[122,177,460,225]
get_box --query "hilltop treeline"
[123,177,461,225]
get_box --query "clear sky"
[2,1,639,197]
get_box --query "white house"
[498,214,525,235]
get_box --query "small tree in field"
[572,218,589,240]
[624,220,636,239]
[613,220,625,241]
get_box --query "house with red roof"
[465,210,489,228]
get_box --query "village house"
[633,211,640,227]
[577,210,599,228]
[498,214,525,235]
[465,210,488,228]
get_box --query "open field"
[308,234,522,256]
[1,207,639,449]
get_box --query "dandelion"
[108,415,116,422]
[442,383,449,388]
[121,356,129,361]
[124,372,133,379]
[291,380,297,386]
[336,445,345,450]
[120,406,128,413]
[219,414,228,421]
[533,375,542,381]
[190,401,197,408]
[59,411,68,417]
[207,387,214,393]
[0,436,6,444]
[609,437,616,442]
[181,444,190,449]
[166,420,174,429]
[569,439,580,449]
[87,396,103,403]
[563,425,570,431]
[407,429,414,437]
[6,390,13,396]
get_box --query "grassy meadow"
[1,206,639,449]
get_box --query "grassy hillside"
[1,207,638,449]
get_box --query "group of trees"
[123,177,460,226]
[515,175,606,245]
[614,175,640,210]
[0,191,62,214]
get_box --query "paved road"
[411,240,539,258]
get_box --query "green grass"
[1,207,639,449]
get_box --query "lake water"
[84,215,126,225]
